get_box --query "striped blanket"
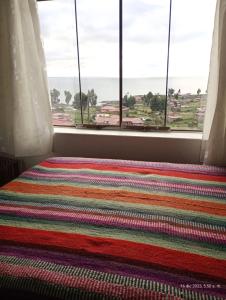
[0,157,225,300]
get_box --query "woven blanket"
[0,157,225,300]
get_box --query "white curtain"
[0,0,53,157]
[202,0,226,166]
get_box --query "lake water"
[48,77,208,104]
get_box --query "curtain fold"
[202,0,226,166]
[0,0,53,157]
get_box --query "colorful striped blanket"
[0,157,225,300]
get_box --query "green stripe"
[2,198,226,232]
[1,190,226,226]
[34,165,226,188]
[0,216,225,260]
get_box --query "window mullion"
[119,0,123,127]
[74,0,83,125]
[164,0,173,127]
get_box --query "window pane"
[38,0,79,126]
[77,0,119,126]
[123,0,169,127]
[167,0,216,130]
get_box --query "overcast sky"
[38,0,216,78]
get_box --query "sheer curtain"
[202,0,226,166]
[0,0,53,158]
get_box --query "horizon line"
[48,76,208,79]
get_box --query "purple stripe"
[1,207,225,245]
[34,168,226,190]
[2,244,225,293]
[22,171,226,198]
[27,170,226,194]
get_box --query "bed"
[0,157,225,300]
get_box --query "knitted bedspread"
[0,157,225,300]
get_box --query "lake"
[48,77,208,104]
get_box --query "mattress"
[0,157,225,300]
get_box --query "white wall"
[53,130,202,164]
[21,130,202,169]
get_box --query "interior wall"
[53,132,202,164]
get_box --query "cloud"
[38,0,216,78]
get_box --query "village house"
[101,105,129,113]
[95,113,144,126]
[52,113,74,126]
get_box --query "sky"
[38,0,216,78]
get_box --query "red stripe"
[0,225,225,282]
[40,161,226,183]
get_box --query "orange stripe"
[3,181,226,217]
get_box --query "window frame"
[37,0,210,133]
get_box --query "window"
[38,0,216,131]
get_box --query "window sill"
[54,127,202,140]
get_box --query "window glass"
[38,0,78,126]
[123,0,169,127]
[76,0,119,126]
[167,0,216,130]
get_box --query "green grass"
[54,96,205,130]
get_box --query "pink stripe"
[1,205,225,243]
[25,171,226,195]
[0,262,179,300]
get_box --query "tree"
[86,89,97,122]
[197,88,201,96]
[64,90,72,105]
[73,92,88,110]
[123,94,136,108]
[168,88,175,98]
[87,89,97,106]
[174,89,181,100]
[123,93,129,106]
[143,91,153,106]
[150,95,166,112]
[50,88,60,105]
